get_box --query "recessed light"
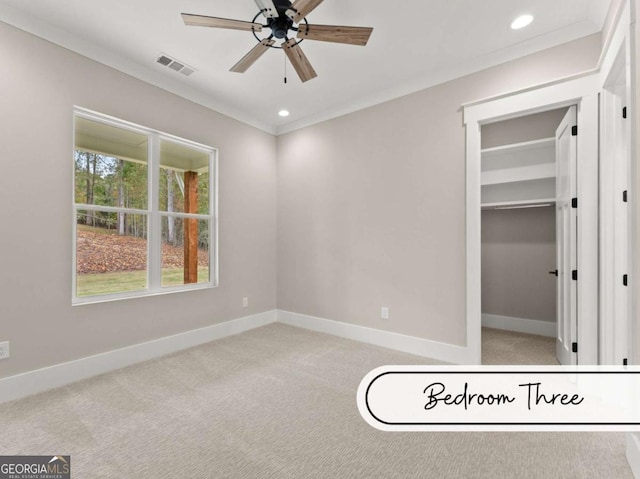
[278,110,290,117]
[511,14,533,30]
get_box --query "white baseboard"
[1,308,479,404]
[277,310,471,364]
[628,433,640,479]
[0,310,276,405]
[482,314,556,338]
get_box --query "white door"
[555,106,578,365]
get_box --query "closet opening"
[479,107,573,365]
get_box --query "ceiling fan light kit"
[182,0,373,83]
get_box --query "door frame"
[600,37,632,365]
[463,75,600,365]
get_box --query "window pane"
[160,140,209,214]
[76,210,148,297]
[161,216,210,287]
[74,117,148,209]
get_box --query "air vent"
[169,61,185,72]
[157,55,172,66]
[156,53,196,77]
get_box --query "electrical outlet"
[242,297,249,308]
[381,307,389,320]
[0,341,9,360]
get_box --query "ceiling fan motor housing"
[269,0,295,39]
[269,16,294,38]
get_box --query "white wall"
[628,0,640,474]
[277,34,602,347]
[0,21,278,379]
[628,0,639,367]
[633,0,640,367]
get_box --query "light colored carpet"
[0,323,632,478]
[481,327,557,365]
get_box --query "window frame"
[72,107,218,305]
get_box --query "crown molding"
[276,20,600,135]
[1,2,604,137]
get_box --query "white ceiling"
[0,0,611,134]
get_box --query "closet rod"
[493,203,553,211]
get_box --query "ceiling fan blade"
[254,0,279,18]
[283,38,317,83]
[230,39,276,73]
[286,0,324,23]
[297,24,373,46]
[181,13,262,32]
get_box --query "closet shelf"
[481,198,556,210]
[481,163,555,185]
[481,137,555,156]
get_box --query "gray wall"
[481,109,568,149]
[277,34,601,347]
[481,208,557,322]
[0,21,277,379]
[0,20,605,380]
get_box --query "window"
[73,108,217,304]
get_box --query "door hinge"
[572,342,578,353]
[571,125,578,136]
[571,198,578,208]
[623,190,628,203]
[623,274,628,286]
[572,270,578,281]
[623,358,628,366]
[623,106,628,119]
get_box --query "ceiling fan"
[181,0,374,83]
